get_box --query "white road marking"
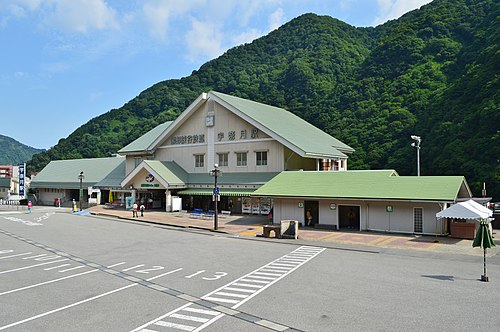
[0,283,137,331]
[155,320,195,331]
[169,313,209,323]
[132,246,325,332]
[0,269,98,296]
[107,262,126,268]
[122,264,145,272]
[58,266,85,273]
[223,287,255,293]
[232,283,263,288]
[0,259,69,274]
[147,268,183,281]
[0,252,33,260]
[22,254,47,260]
[185,270,205,278]
[44,264,71,271]
[182,308,219,316]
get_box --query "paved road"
[0,208,499,331]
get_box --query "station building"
[30,91,473,235]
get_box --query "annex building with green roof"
[30,91,473,235]
[253,170,472,235]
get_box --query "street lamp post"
[78,171,84,211]
[411,135,421,176]
[209,164,221,230]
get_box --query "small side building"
[252,170,472,235]
[30,157,125,207]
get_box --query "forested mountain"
[0,135,45,165]
[28,0,499,199]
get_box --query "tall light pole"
[411,135,421,176]
[78,171,84,211]
[209,164,221,230]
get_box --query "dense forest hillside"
[28,0,499,199]
[0,135,45,165]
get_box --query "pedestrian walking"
[27,201,32,213]
[140,204,145,217]
[72,199,77,213]
[132,203,138,218]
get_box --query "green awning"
[177,188,255,196]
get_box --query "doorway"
[304,201,319,227]
[339,205,360,230]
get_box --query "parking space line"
[0,259,69,274]
[0,283,137,331]
[132,246,325,332]
[22,254,47,260]
[0,252,33,260]
[44,264,71,271]
[122,264,145,272]
[58,266,85,273]
[0,269,98,296]
[107,262,126,268]
[146,268,183,281]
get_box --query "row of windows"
[195,151,268,168]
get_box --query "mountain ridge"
[0,134,45,165]
[27,0,500,199]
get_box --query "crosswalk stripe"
[223,287,256,293]
[154,320,195,331]
[214,291,248,299]
[182,307,220,316]
[169,313,209,323]
[203,297,239,304]
[232,282,263,288]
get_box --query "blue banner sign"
[19,163,25,197]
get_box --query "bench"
[190,208,204,218]
[202,210,215,220]
[220,210,231,217]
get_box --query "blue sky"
[0,0,432,150]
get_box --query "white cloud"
[373,0,432,26]
[142,0,204,41]
[268,7,284,31]
[43,0,119,33]
[231,29,263,47]
[185,18,224,63]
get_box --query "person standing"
[132,203,138,218]
[27,201,32,213]
[306,209,312,227]
[140,204,145,217]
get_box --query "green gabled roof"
[211,91,354,158]
[31,157,125,189]
[143,160,188,185]
[94,161,126,188]
[253,171,470,202]
[187,172,279,185]
[118,121,173,154]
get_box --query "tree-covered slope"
[29,0,499,199]
[0,135,45,165]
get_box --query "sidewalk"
[87,205,500,257]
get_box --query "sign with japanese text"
[18,163,25,197]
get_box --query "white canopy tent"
[437,199,492,220]
[437,199,493,238]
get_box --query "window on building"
[195,154,204,168]
[256,151,268,166]
[414,207,423,233]
[134,157,142,167]
[236,152,247,166]
[218,153,228,167]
